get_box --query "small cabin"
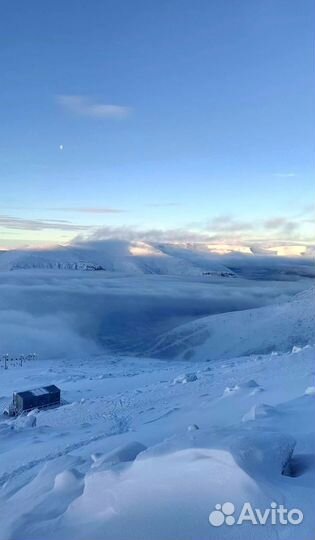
[12,385,61,414]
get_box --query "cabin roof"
[15,384,60,399]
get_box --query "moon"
[59,144,64,151]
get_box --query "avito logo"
[209,502,303,527]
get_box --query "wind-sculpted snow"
[0,345,314,539]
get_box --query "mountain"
[149,287,315,360]
[0,241,237,278]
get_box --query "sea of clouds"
[0,245,313,360]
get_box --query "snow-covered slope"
[0,242,237,277]
[149,287,315,360]
[0,284,314,539]
[0,247,107,272]
[0,345,314,540]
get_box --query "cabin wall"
[15,388,61,412]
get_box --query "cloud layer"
[57,95,131,119]
[1,202,313,256]
[0,263,311,359]
[0,215,90,232]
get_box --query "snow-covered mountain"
[149,287,315,360]
[0,241,237,277]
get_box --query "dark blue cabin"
[13,385,61,414]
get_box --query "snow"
[0,241,237,277]
[91,441,147,469]
[151,287,315,360]
[0,344,314,539]
[0,271,314,539]
[242,403,278,422]
[172,372,198,384]
[14,414,37,429]
[304,386,315,396]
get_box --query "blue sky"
[0,0,314,254]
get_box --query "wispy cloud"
[0,215,91,232]
[74,226,211,244]
[51,207,126,214]
[71,208,312,257]
[0,206,126,215]
[57,95,132,119]
[1,205,312,256]
[263,217,299,234]
[272,172,296,178]
[206,215,251,233]
[264,217,289,229]
[189,215,252,233]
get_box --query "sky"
[0,0,314,255]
